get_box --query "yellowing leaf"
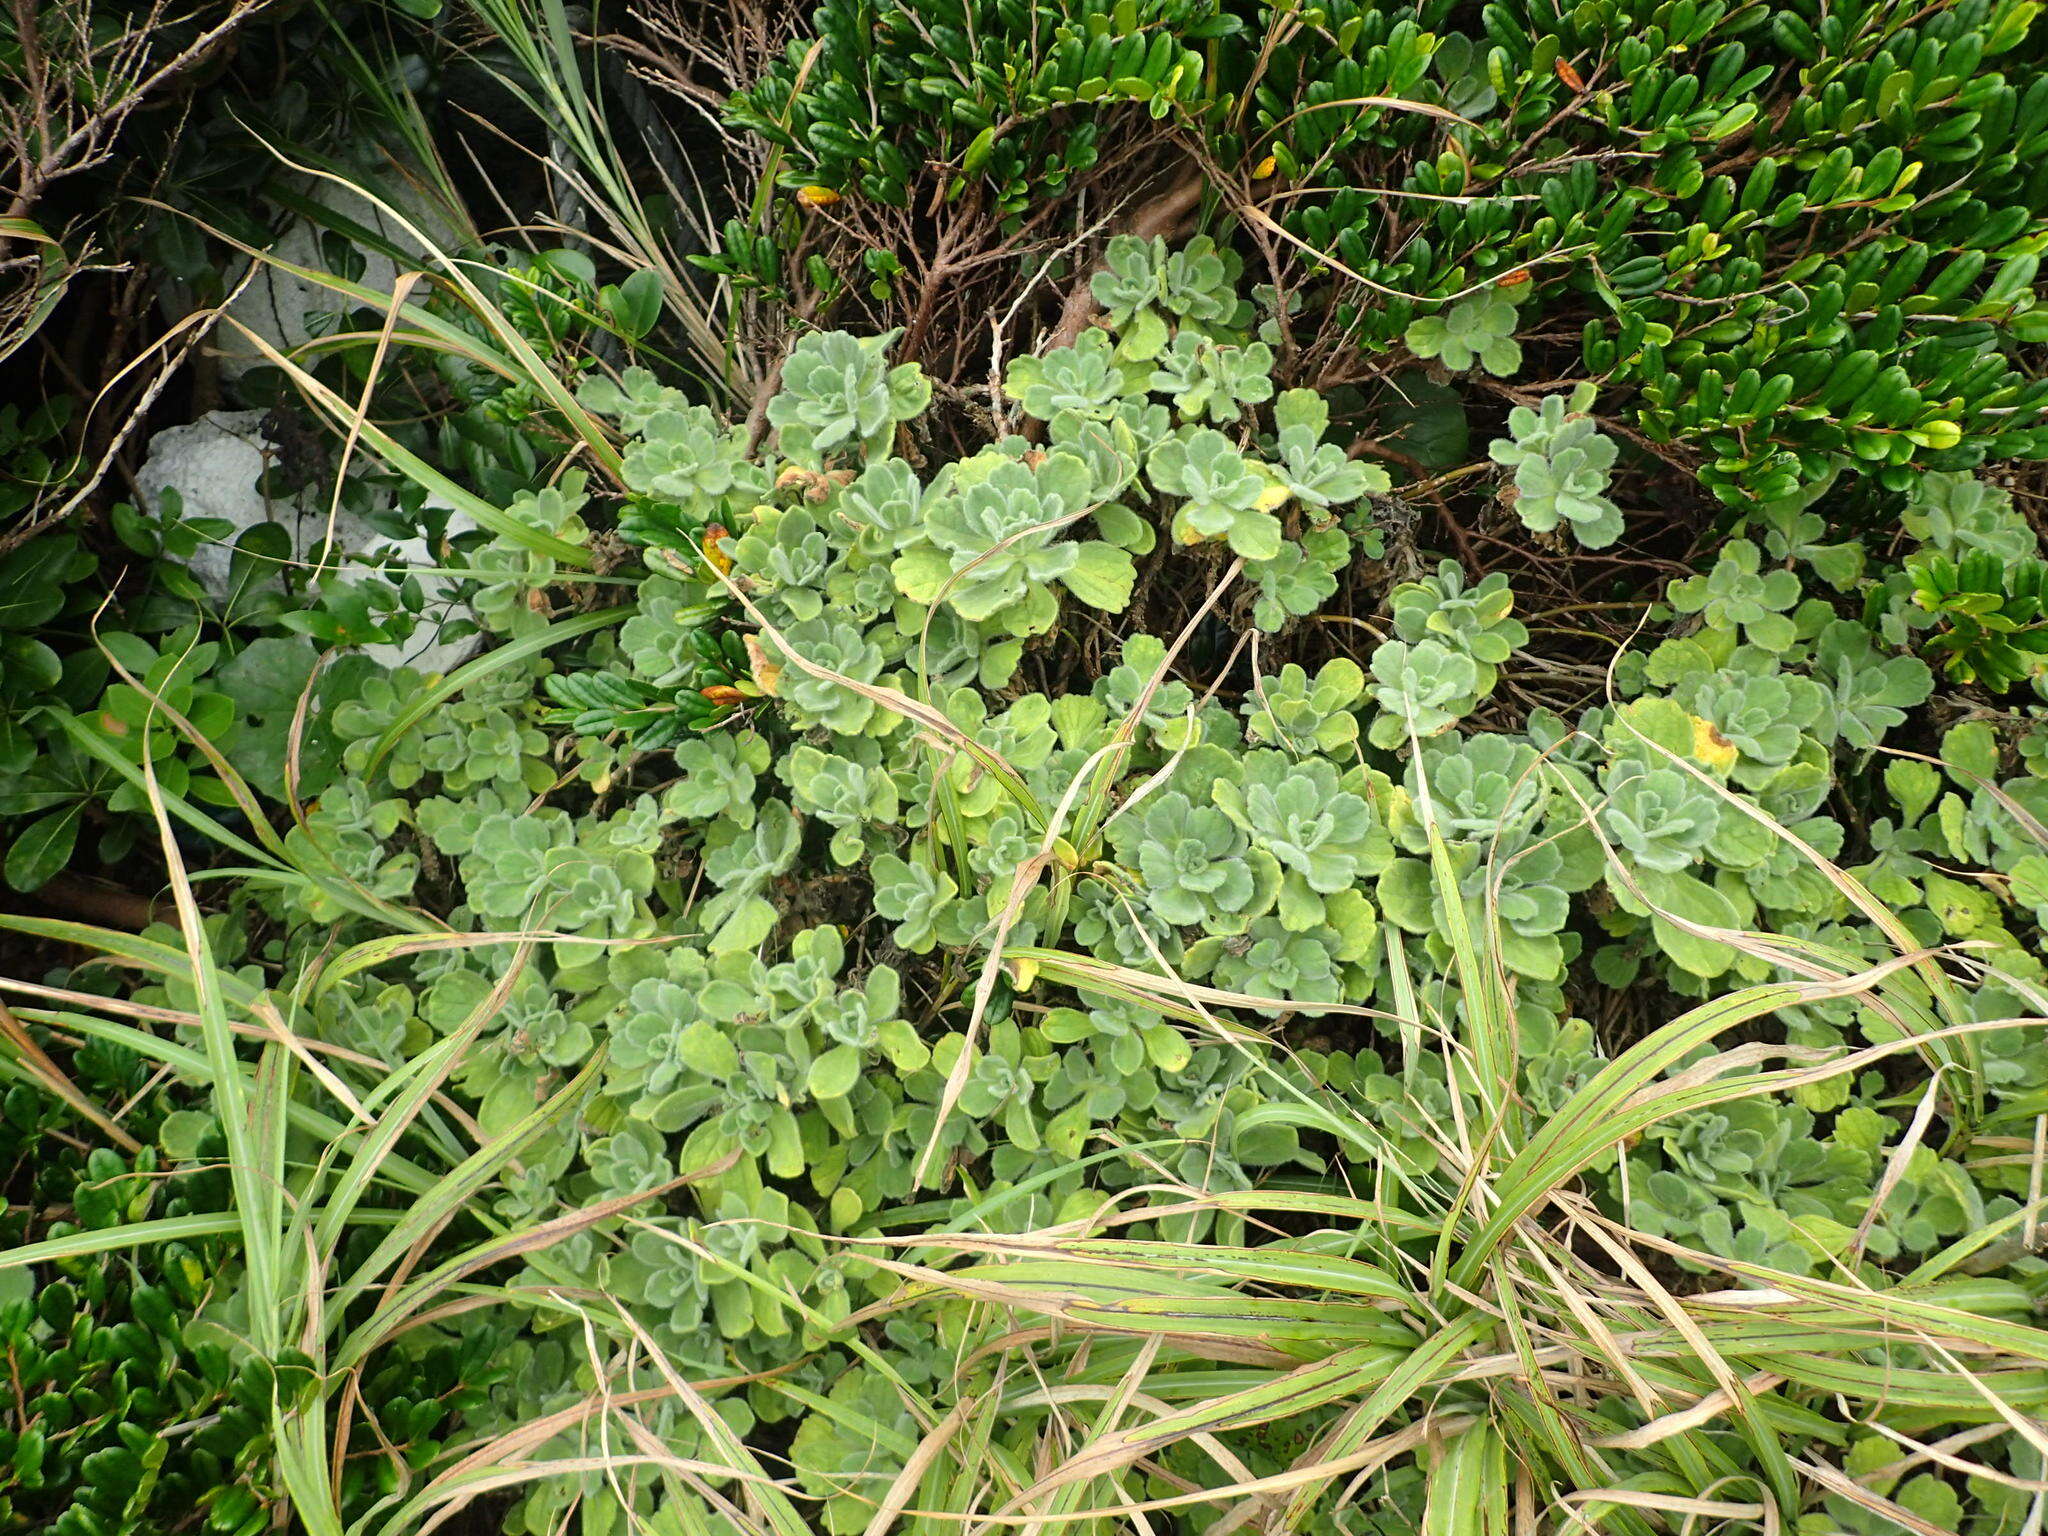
[702,523,734,574]
[1689,713,1739,773]
[745,634,783,696]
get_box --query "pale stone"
[136,408,478,675]
[206,175,464,380]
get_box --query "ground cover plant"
[6,0,2048,1532]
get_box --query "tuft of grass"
[813,758,2048,1534]
[453,0,742,402]
[0,678,777,1535]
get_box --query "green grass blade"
[0,1214,244,1267]
[324,1049,606,1327]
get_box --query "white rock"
[206,176,466,381]
[135,408,478,676]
